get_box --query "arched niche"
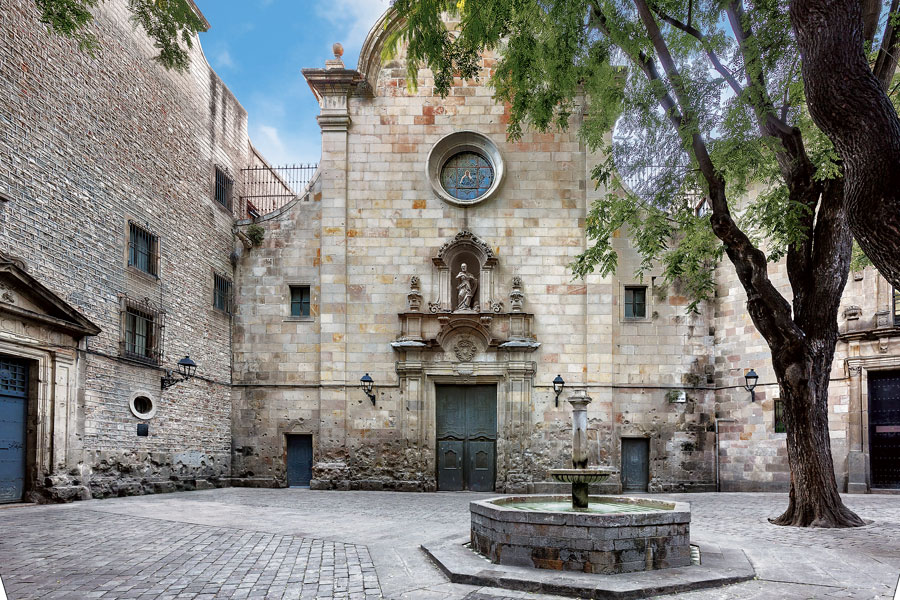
[430,231,499,313]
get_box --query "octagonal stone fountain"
[470,390,692,574]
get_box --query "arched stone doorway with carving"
[391,231,540,492]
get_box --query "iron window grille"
[624,286,647,319]
[290,285,311,317]
[894,288,900,327]
[215,166,234,211]
[119,295,164,365]
[774,399,787,433]
[214,273,233,314]
[128,222,159,277]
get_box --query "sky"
[194,0,391,167]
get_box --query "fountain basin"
[471,495,691,574]
[549,467,616,484]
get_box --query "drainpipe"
[715,418,736,493]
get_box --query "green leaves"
[391,0,831,310]
[35,0,100,55]
[34,0,206,71]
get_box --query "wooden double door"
[436,385,497,492]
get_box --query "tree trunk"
[790,0,900,290]
[768,344,866,527]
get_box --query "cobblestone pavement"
[0,489,898,599]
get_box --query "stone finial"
[325,42,345,70]
[509,276,524,312]
[407,275,423,312]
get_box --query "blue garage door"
[0,355,28,504]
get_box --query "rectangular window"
[215,166,233,210]
[624,286,647,319]
[120,296,164,364]
[128,222,158,276]
[214,273,232,313]
[774,399,787,433]
[894,288,900,327]
[290,285,311,318]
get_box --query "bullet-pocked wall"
[232,11,719,493]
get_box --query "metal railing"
[240,163,317,218]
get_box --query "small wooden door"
[622,438,649,492]
[869,371,900,488]
[286,434,313,487]
[0,356,28,504]
[436,385,497,491]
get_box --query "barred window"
[774,399,787,433]
[128,222,159,276]
[214,273,232,313]
[215,166,233,210]
[290,285,311,318]
[894,288,900,327]
[624,286,647,319]
[120,296,164,365]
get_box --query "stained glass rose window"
[440,152,494,201]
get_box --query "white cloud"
[314,0,391,63]
[214,48,235,69]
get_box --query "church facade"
[1,3,897,503]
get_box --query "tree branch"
[629,0,804,352]
[790,0,900,291]
[726,0,820,219]
[863,0,882,43]
[650,4,745,97]
[725,2,795,137]
[873,0,900,91]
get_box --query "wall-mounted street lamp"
[360,373,376,405]
[161,356,198,390]
[743,368,759,402]
[553,374,565,407]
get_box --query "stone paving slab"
[422,535,754,599]
[1,489,900,599]
[0,507,382,600]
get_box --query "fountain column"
[569,390,591,508]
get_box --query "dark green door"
[436,385,497,491]
[0,356,28,504]
[622,438,649,492]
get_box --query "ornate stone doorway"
[435,385,497,491]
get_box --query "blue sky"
[195,0,390,166]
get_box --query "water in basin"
[500,500,669,514]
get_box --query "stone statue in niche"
[456,263,477,311]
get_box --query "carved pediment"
[0,259,101,338]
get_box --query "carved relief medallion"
[453,337,478,362]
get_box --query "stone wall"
[0,0,246,499]
[231,14,719,493]
[712,233,900,492]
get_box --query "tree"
[789,0,900,291]
[391,0,869,527]
[33,0,206,71]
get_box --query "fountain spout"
[549,390,617,509]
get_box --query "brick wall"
[0,0,248,498]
